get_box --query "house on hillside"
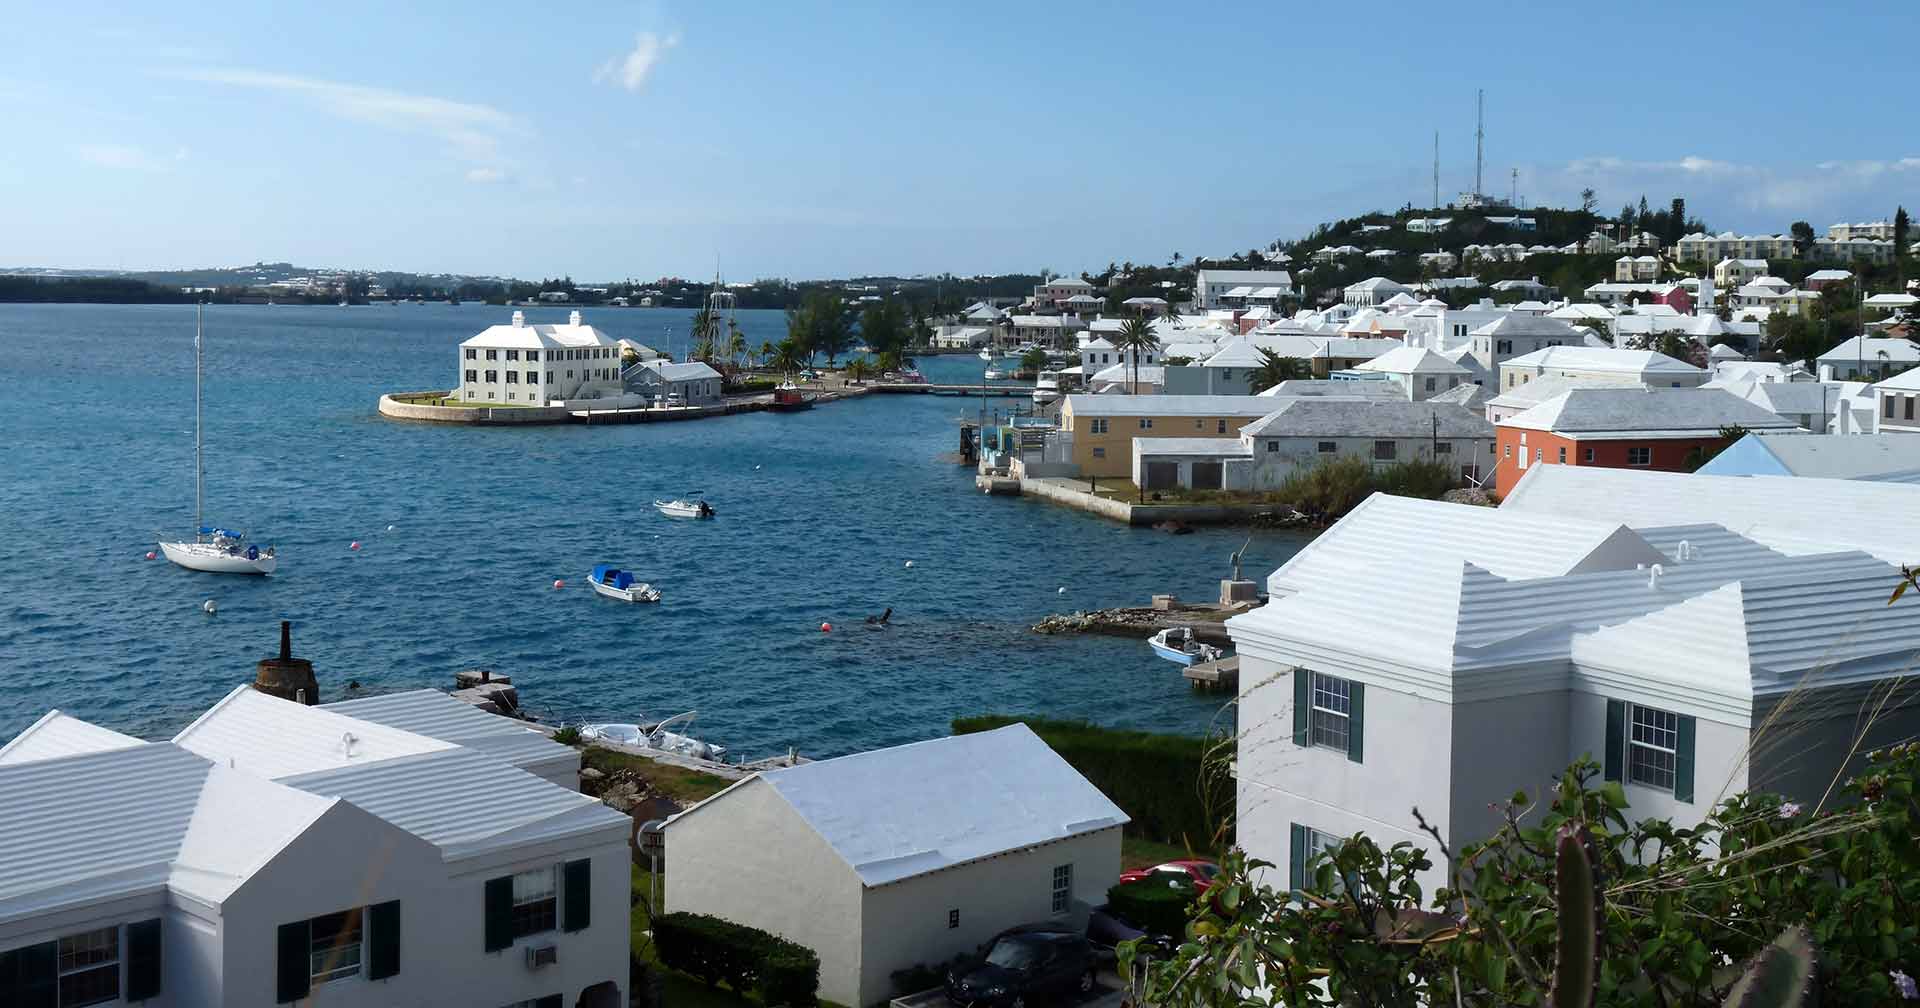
[1342,277,1416,309]
[1195,270,1296,310]
[1497,345,1706,390]
[1493,387,1800,495]
[663,725,1125,1008]
[1229,479,1920,898]
[1354,346,1472,400]
[1816,336,1920,382]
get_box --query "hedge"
[1106,880,1196,938]
[951,716,1229,848]
[652,912,820,1007]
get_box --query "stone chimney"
[254,620,318,705]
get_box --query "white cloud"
[466,167,508,183]
[167,68,517,164]
[595,31,680,92]
[1537,154,1920,229]
[73,143,182,170]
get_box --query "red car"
[1116,860,1219,891]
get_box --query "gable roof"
[1485,375,1647,410]
[645,360,723,382]
[1501,345,1704,375]
[175,685,456,778]
[1356,346,1471,375]
[461,318,618,350]
[320,689,578,776]
[1502,387,1798,435]
[0,711,142,766]
[1470,313,1586,339]
[682,724,1126,887]
[1240,399,1493,439]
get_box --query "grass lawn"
[1122,834,1216,871]
[581,745,733,805]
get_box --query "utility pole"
[1474,89,1485,202]
[1510,167,1518,207]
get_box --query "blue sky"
[3,1,1917,280]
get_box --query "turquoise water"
[0,303,1308,758]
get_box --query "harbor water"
[0,303,1311,758]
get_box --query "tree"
[809,292,854,366]
[1249,347,1308,393]
[1579,188,1597,214]
[1669,196,1687,243]
[768,338,803,379]
[1896,206,1911,285]
[1115,316,1157,395]
[689,305,718,363]
[1020,347,1049,374]
[1791,220,1817,258]
[843,358,870,385]
[727,320,746,371]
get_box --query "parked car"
[1116,859,1219,892]
[946,927,1096,1008]
[664,392,685,407]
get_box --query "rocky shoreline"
[1031,604,1242,643]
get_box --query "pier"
[1184,655,1239,693]
[867,382,1033,397]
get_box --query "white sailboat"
[158,304,277,575]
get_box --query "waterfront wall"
[378,391,571,424]
[1019,476,1276,526]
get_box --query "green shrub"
[551,724,582,746]
[951,717,1228,849]
[1278,454,1459,520]
[891,952,974,997]
[652,912,820,1006]
[1106,880,1197,938]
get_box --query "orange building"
[1492,387,1800,496]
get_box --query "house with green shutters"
[1227,485,1920,896]
[0,686,629,1008]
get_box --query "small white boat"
[1033,369,1061,405]
[983,365,1006,380]
[588,564,660,603]
[654,499,715,519]
[580,712,727,762]
[1148,627,1222,666]
[978,349,994,361]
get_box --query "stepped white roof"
[0,711,142,766]
[1484,375,1647,410]
[672,724,1125,887]
[1501,345,1704,375]
[175,685,456,778]
[1817,336,1920,365]
[1356,346,1470,375]
[1240,399,1491,439]
[1502,387,1798,436]
[643,360,723,382]
[1063,394,1281,418]
[321,689,577,776]
[461,312,618,350]
[1204,338,1266,368]
[1471,313,1587,339]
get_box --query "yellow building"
[1057,395,1281,478]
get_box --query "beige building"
[1056,394,1284,478]
[663,725,1125,1008]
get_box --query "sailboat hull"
[159,541,276,575]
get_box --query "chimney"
[511,310,526,327]
[254,620,319,705]
[568,310,583,326]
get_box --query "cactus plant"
[1722,926,1819,1008]
[1548,821,1603,1008]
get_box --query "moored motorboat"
[770,383,814,411]
[654,498,715,519]
[1148,627,1222,666]
[1032,368,1061,405]
[579,712,727,762]
[588,564,661,602]
[983,365,1006,380]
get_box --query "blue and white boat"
[1147,627,1221,666]
[588,564,660,603]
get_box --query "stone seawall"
[378,391,572,425]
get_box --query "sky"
[3,1,1918,281]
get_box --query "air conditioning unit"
[526,944,558,969]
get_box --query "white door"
[1516,445,1529,470]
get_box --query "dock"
[1184,655,1239,692]
[868,383,1033,397]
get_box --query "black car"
[945,928,1097,1008]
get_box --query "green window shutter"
[276,921,310,1004]
[484,876,514,952]
[126,919,163,1001]
[1603,700,1625,782]
[1292,669,1311,746]
[1,940,57,1008]
[1346,682,1365,764]
[562,859,592,933]
[1674,715,1696,803]
[368,900,401,980]
[1288,823,1307,891]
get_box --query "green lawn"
[581,746,734,805]
[1122,834,1216,871]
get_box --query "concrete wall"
[857,828,1120,1007]
[378,392,570,425]
[1749,683,1920,803]
[1495,428,1734,496]
[1448,688,1571,849]
[1163,366,1254,396]
[665,780,865,1007]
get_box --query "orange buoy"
[349,541,361,551]
[553,579,566,589]
[820,622,832,632]
[145,551,156,560]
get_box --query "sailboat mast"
[195,301,204,535]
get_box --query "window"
[1534,448,1543,462]
[1217,419,1228,434]
[1137,418,1153,430]
[1558,447,1567,463]
[505,371,517,383]
[1628,705,1679,792]
[465,369,477,383]
[58,926,119,1006]
[506,392,515,400]
[511,867,558,940]
[546,371,554,384]
[1090,418,1108,434]
[1627,446,1652,466]
[309,908,363,984]
[506,349,519,361]
[1435,442,1452,455]
[1424,377,1436,392]
[1372,440,1396,461]
[1583,447,1596,462]
[465,348,477,360]
[1051,864,1074,914]
[526,371,538,384]
[1504,445,1512,458]
[1091,447,1105,458]
[1267,440,1280,452]
[566,370,574,379]
[485,349,498,361]
[1907,397,1915,421]
[1288,824,1348,892]
[1317,441,1336,454]
[948,909,960,930]
[526,350,539,361]
[484,370,497,383]
[1306,672,1353,753]
[1194,419,1204,430]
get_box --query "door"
[1191,462,1223,490]
[1516,444,1528,470]
[1143,461,1178,490]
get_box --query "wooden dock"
[868,383,1033,397]
[1184,655,1239,692]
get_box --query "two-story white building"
[1229,469,1920,897]
[1195,270,1296,310]
[1497,345,1706,390]
[0,685,630,1008]
[458,311,624,404]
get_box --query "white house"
[1229,472,1920,898]
[1342,277,1416,309]
[0,685,630,1008]
[1467,313,1589,377]
[1354,346,1471,400]
[663,724,1125,1008]
[1873,366,1920,432]
[633,360,724,405]
[1498,345,1706,390]
[459,310,624,404]
[1195,270,1296,310]
[1816,336,1920,382]
[1010,315,1087,348]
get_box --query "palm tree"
[1115,316,1156,394]
[1249,348,1308,393]
[845,358,871,385]
[758,340,775,369]
[727,320,747,371]
[689,305,717,362]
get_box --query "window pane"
[310,908,363,982]
[1627,706,1679,791]
[512,866,559,938]
[1310,673,1351,751]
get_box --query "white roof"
[1708,341,1745,359]
[1356,346,1471,375]
[321,690,578,775]
[679,724,1126,887]
[1346,276,1414,294]
[1196,269,1293,286]
[0,711,142,766]
[1817,336,1920,365]
[1485,375,1647,410]
[1709,432,1920,481]
[1549,303,1619,321]
[645,360,723,382]
[1241,399,1492,439]
[175,685,455,778]
[1254,379,1401,400]
[1503,466,1920,565]
[1092,363,1164,385]
[1471,313,1588,340]
[1224,285,1256,297]
[1203,338,1266,368]
[1502,345,1704,375]
[1134,437,1252,459]
[461,317,619,350]
[1867,293,1920,307]
[1502,387,1799,436]
[1063,394,1283,418]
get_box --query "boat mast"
[195,301,204,536]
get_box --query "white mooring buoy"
[202,599,218,615]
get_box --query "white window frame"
[1627,704,1680,793]
[1308,672,1352,752]
[510,865,559,941]
[1050,864,1073,914]
[58,925,121,1007]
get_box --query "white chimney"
[511,310,526,327]
[569,310,583,326]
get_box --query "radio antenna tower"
[1432,131,1439,209]
[1510,167,1518,206]
[1473,89,1485,200]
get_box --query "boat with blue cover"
[588,564,661,603]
